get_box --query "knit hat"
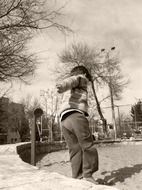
[70,65,92,81]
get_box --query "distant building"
[0,97,27,144]
[0,97,9,144]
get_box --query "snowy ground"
[37,141,142,190]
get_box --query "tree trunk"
[91,81,107,134]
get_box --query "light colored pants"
[61,112,98,178]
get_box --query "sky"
[8,0,142,116]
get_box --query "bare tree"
[0,82,13,97]
[96,48,128,100]
[58,42,106,125]
[58,42,127,133]
[20,94,41,120]
[0,0,71,83]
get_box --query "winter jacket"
[57,74,89,116]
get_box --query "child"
[56,66,99,184]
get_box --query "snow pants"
[61,111,98,179]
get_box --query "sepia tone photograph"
[0,0,142,190]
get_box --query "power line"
[102,104,132,109]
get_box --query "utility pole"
[101,47,117,139]
[134,105,137,129]
[116,105,121,130]
[109,81,117,139]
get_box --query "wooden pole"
[31,108,43,166]
[109,82,117,139]
[31,116,36,166]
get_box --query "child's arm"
[56,75,80,93]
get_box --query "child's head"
[70,66,92,81]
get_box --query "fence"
[101,104,142,138]
[36,103,142,141]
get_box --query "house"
[0,97,28,144]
